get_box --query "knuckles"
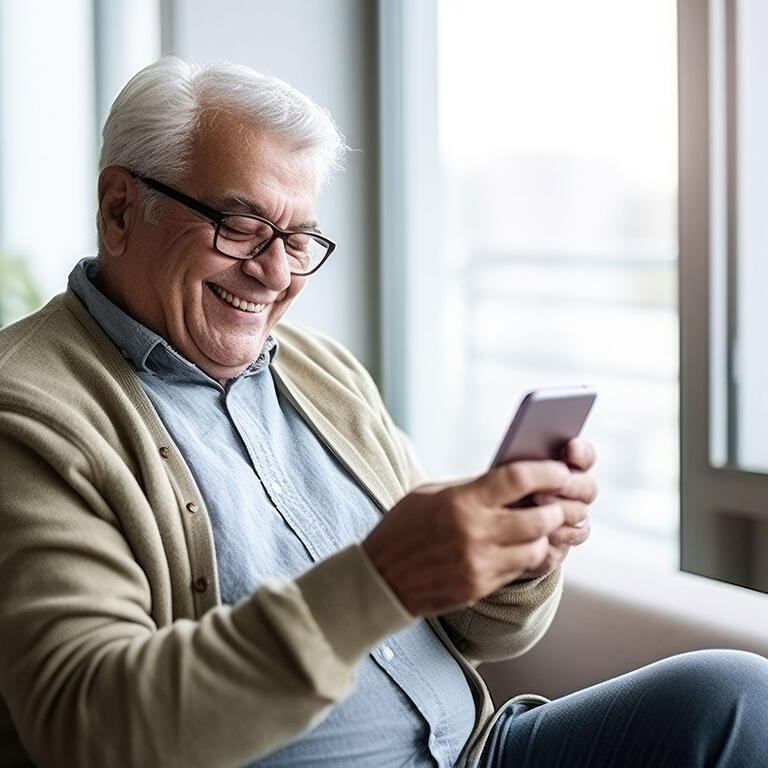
[567,438,597,470]
[502,461,529,492]
[528,536,551,569]
[525,538,555,574]
[524,514,549,542]
[437,485,466,516]
[526,503,563,540]
[502,460,569,497]
[438,488,485,539]
[562,473,599,504]
[569,519,592,544]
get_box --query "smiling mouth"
[208,282,267,314]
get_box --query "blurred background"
[2,0,766,697]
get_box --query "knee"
[690,648,768,680]
[668,649,768,705]
[716,649,768,696]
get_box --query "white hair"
[97,56,346,246]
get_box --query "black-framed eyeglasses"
[131,173,335,276]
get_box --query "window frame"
[377,0,441,457]
[678,0,768,592]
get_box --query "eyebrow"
[209,193,320,233]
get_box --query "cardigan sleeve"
[437,568,563,663]
[0,422,412,768]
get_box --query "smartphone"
[489,386,597,469]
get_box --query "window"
[0,0,161,326]
[380,0,679,572]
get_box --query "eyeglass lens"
[215,215,328,274]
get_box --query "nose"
[239,237,292,292]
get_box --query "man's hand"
[363,460,574,617]
[515,438,598,580]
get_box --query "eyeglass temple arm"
[131,173,224,225]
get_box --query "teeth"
[210,284,266,314]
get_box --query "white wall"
[171,0,381,374]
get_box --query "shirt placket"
[374,631,455,767]
[226,389,343,563]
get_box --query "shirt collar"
[67,256,278,382]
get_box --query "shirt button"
[158,446,170,459]
[192,576,208,593]
[381,645,395,661]
[186,502,199,513]
[271,481,283,494]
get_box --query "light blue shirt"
[68,257,476,768]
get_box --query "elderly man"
[0,57,766,768]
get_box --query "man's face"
[107,113,320,381]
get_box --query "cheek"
[285,276,308,301]
[178,275,206,320]
[184,252,228,300]
[272,275,306,307]
[140,254,195,324]
[265,278,306,325]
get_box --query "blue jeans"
[479,650,768,767]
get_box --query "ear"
[98,166,139,257]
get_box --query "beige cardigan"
[0,291,562,768]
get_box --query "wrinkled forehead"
[188,110,322,201]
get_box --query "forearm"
[10,587,335,768]
[0,431,412,768]
[2,545,411,768]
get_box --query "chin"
[211,339,266,371]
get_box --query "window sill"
[565,542,768,647]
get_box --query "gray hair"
[97,56,346,248]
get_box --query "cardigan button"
[186,502,199,513]
[192,576,208,593]
[158,446,170,459]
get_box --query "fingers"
[472,460,570,507]
[556,498,590,527]
[533,470,598,505]
[548,516,592,547]
[488,503,589,583]
[491,503,566,545]
[501,514,592,583]
[491,535,552,581]
[563,438,596,471]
